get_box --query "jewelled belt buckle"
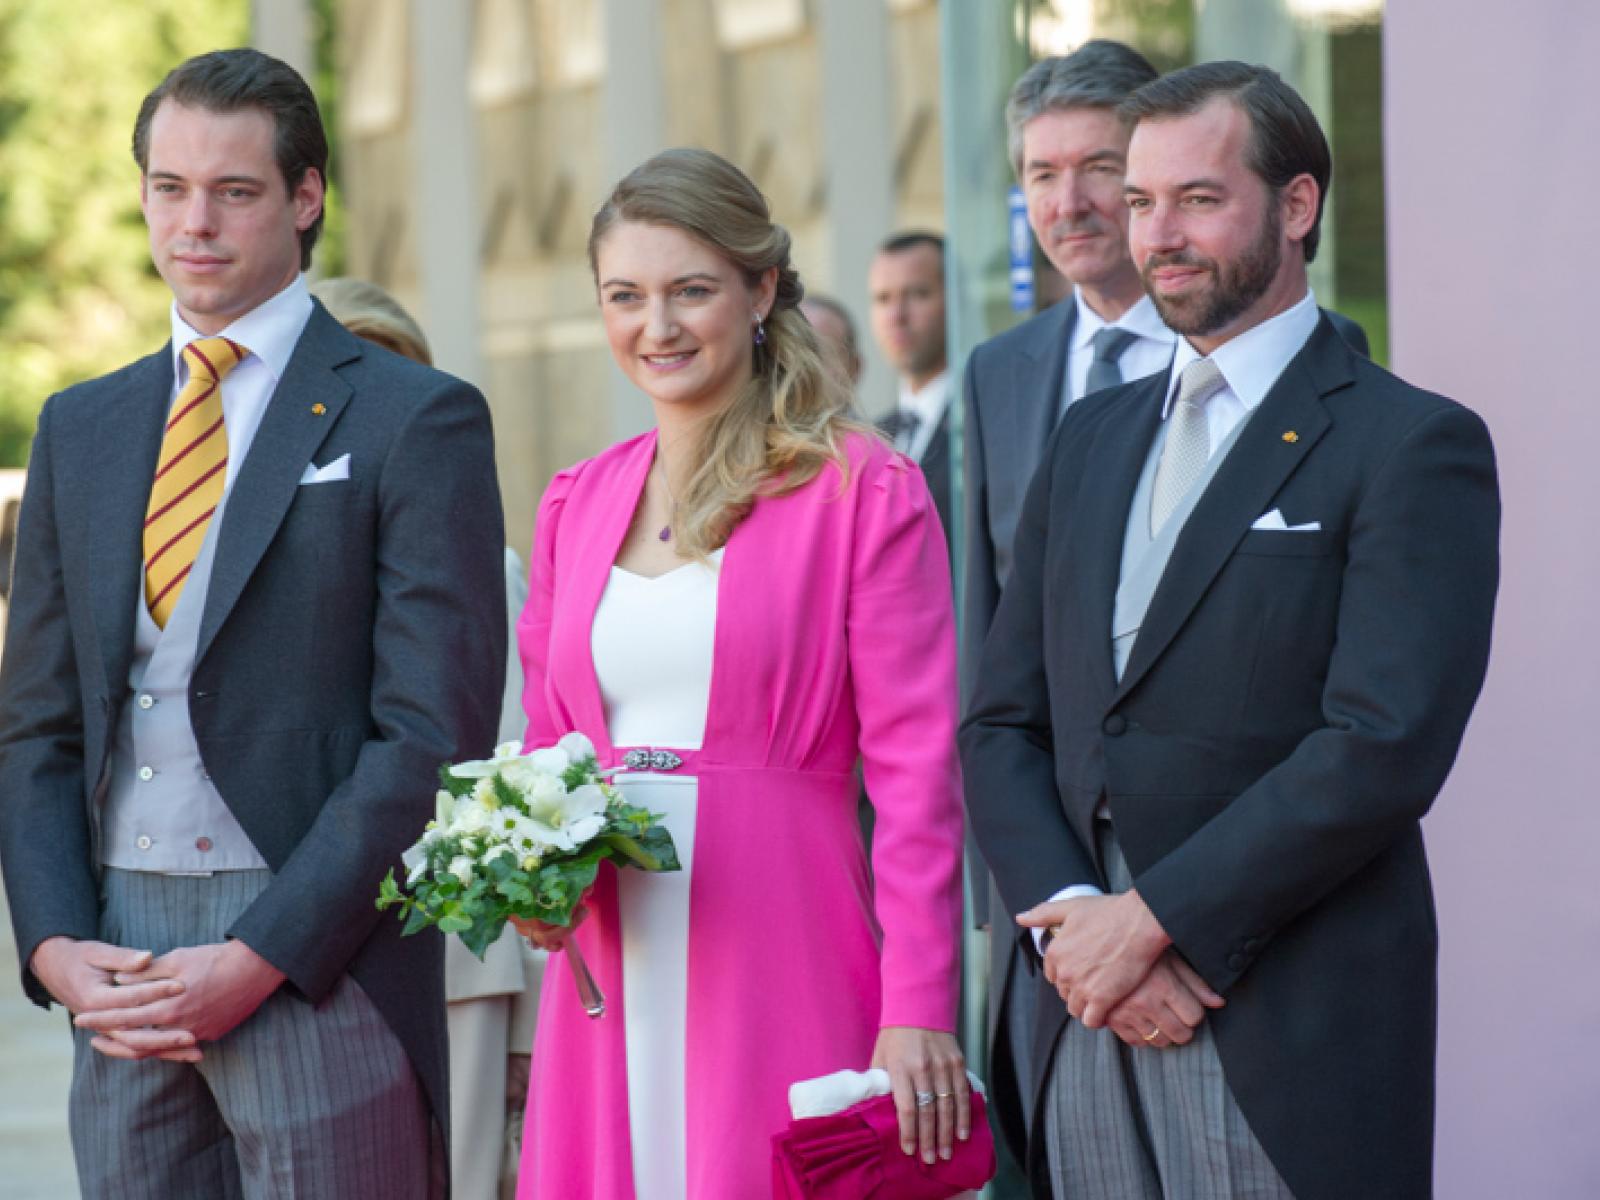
[621,748,683,772]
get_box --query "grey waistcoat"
[101,493,267,874]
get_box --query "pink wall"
[1385,6,1600,1196]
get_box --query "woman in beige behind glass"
[311,277,541,1200]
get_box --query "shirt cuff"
[1032,884,1105,954]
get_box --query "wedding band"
[936,1091,955,1100]
[915,1090,936,1108]
[1142,1027,1161,1042]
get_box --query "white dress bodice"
[589,551,720,1200]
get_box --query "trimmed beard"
[1143,202,1282,338]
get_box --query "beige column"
[598,0,668,440]
[409,0,485,388]
[251,0,314,86]
[816,0,896,416]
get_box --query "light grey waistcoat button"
[135,835,153,850]
[137,765,155,782]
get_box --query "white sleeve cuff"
[1031,884,1105,953]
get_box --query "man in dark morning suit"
[961,46,1378,1195]
[962,62,1498,1200]
[0,50,505,1198]
[869,231,954,539]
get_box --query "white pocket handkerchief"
[1251,508,1320,532]
[299,453,351,485]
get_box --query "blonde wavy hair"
[589,148,872,558]
[310,277,433,366]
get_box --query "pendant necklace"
[655,457,678,542]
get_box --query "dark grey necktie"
[1085,327,1139,395]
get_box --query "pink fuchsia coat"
[514,430,965,1199]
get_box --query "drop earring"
[752,311,766,347]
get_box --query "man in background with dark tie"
[958,42,1172,1188]
[869,231,954,540]
[0,48,505,1197]
[963,61,1498,1199]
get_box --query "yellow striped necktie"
[143,336,247,628]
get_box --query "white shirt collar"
[169,274,314,385]
[1162,289,1320,419]
[1072,291,1176,353]
[897,368,951,426]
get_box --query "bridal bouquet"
[377,732,679,1016]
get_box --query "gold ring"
[936,1091,955,1100]
[1142,1027,1161,1042]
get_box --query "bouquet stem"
[566,935,606,1019]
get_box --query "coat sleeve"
[959,420,1101,943]
[0,398,102,1005]
[515,464,582,749]
[848,450,964,1032]
[1134,404,1500,991]
[226,381,508,1000]
[959,350,1000,707]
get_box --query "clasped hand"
[34,935,285,1062]
[1016,890,1224,1049]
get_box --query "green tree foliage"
[0,0,248,466]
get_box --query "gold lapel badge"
[311,402,327,416]
[1282,430,1299,443]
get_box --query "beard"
[1141,203,1282,338]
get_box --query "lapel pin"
[311,403,326,416]
[1282,430,1299,443]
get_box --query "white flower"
[447,740,527,780]
[523,745,571,776]
[451,799,495,836]
[520,779,609,852]
[448,855,476,886]
[557,731,597,765]
[434,789,456,827]
[402,842,430,886]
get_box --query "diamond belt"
[620,748,684,771]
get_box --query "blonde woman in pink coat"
[512,148,967,1199]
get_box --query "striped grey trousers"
[69,868,437,1200]
[1043,829,1295,1200]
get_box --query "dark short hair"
[876,231,945,262]
[133,48,328,270]
[1005,40,1159,175]
[1121,60,1331,262]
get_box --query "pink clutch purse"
[771,1090,996,1199]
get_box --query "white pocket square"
[299,453,350,485]
[1251,508,1320,532]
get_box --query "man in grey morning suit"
[0,50,505,1198]
[962,63,1498,1200]
[959,43,1171,1187]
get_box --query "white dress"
[590,551,720,1200]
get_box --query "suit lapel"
[1112,322,1352,704]
[196,305,358,664]
[1017,298,1076,455]
[1074,377,1166,694]
[87,349,174,694]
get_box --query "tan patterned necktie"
[1150,356,1227,536]
[143,336,247,627]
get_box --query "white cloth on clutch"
[789,1068,988,1119]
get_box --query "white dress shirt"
[1062,291,1177,413]
[894,369,951,462]
[1160,288,1322,459]
[1035,289,1322,938]
[169,273,315,483]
